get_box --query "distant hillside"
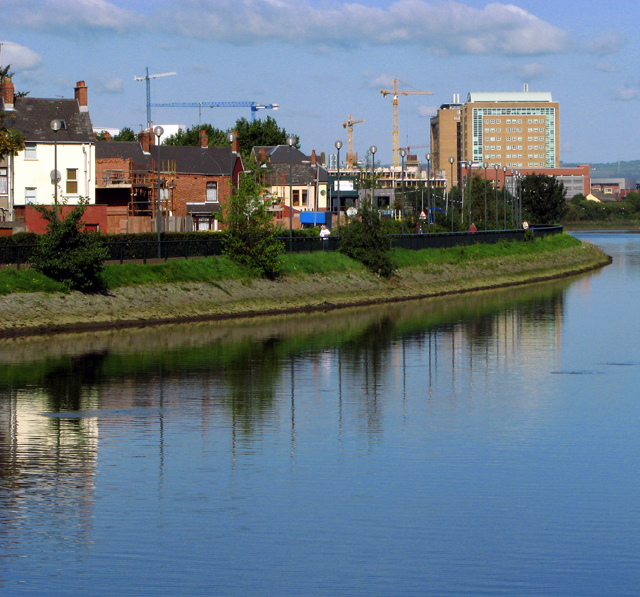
[562,160,640,181]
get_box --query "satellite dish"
[50,170,61,184]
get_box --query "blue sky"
[1,0,638,165]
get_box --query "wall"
[17,204,108,234]
[13,142,96,206]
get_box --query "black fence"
[0,225,563,268]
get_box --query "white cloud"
[0,41,43,71]
[611,87,638,101]
[418,105,437,117]
[3,0,140,34]
[495,62,549,81]
[595,62,620,73]
[580,32,625,56]
[95,77,124,94]
[157,0,570,56]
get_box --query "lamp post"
[494,165,499,229]
[467,160,473,226]
[399,148,407,234]
[482,162,488,231]
[50,119,66,221]
[286,135,295,244]
[154,125,164,258]
[335,140,343,232]
[448,157,455,232]
[503,167,507,229]
[370,145,377,206]
[425,153,431,232]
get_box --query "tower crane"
[380,79,433,167]
[134,67,177,129]
[342,114,364,169]
[150,101,279,123]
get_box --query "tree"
[339,201,395,278]
[163,123,227,147]
[221,156,284,279]
[232,116,299,161]
[521,173,568,224]
[0,65,26,161]
[113,127,137,142]
[29,199,109,292]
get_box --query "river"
[0,232,639,596]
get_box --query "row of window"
[484,118,545,124]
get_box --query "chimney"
[259,147,267,163]
[199,130,208,148]
[74,80,88,112]
[231,131,240,154]
[311,149,317,166]
[138,129,154,153]
[1,77,15,111]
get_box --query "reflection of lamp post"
[335,140,343,232]
[50,119,66,221]
[425,153,431,232]
[483,162,488,231]
[448,156,455,232]
[286,135,295,243]
[154,125,164,258]
[370,145,377,206]
[399,148,407,234]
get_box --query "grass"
[0,233,584,296]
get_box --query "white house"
[0,78,95,221]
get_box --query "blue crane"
[150,101,279,123]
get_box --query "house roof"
[252,145,308,163]
[96,142,236,175]
[10,97,94,143]
[467,92,554,103]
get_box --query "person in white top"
[320,224,331,250]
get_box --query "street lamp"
[448,157,455,232]
[369,145,377,206]
[154,125,164,258]
[494,165,499,230]
[483,162,488,231]
[425,153,431,232]
[287,135,295,244]
[50,119,66,221]
[503,167,507,229]
[399,148,407,234]
[335,140,343,232]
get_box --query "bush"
[29,199,109,292]
[338,202,395,278]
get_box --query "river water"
[0,233,639,596]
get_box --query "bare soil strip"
[0,244,611,339]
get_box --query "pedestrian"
[522,220,529,230]
[320,224,331,250]
[468,222,477,233]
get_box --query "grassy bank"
[0,234,611,338]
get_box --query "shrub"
[29,199,109,292]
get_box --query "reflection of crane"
[380,79,433,167]
[134,67,177,129]
[151,102,279,123]
[342,114,364,169]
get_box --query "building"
[432,88,560,189]
[590,178,637,201]
[1,79,96,226]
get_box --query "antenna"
[134,67,177,129]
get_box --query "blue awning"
[300,212,327,224]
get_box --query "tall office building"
[432,89,560,188]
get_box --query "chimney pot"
[74,80,88,112]
[1,77,15,111]
[311,149,317,166]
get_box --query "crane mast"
[342,114,365,169]
[134,67,177,129]
[380,79,433,167]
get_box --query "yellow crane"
[342,114,365,169]
[380,79,433,167]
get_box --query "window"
[0,167,7,194]
[25,187,36,203]
[293,190,300,206]
[25,143,37,159]
[66,169,78,194]
[206,181,218,202]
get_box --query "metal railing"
[0,226,563,267]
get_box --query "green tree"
[232,116,299,161]
[0,65,26,160]
[113,126,137,142]
[163,123,227,147]
[339,201,395,278]
[521,173,568,224]
[221,157,284,279]
[29,199,109,292]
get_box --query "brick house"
[96,131,242,233]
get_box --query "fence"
[0,225,563,268]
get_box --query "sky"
[1,0,639,167]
